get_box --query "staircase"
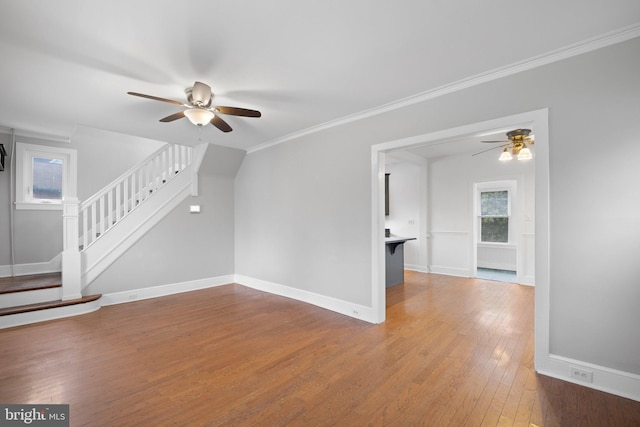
[0,273,101,328]
[1,142,208,329]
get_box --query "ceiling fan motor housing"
[127,80,260,133]
[506,128,531,139]
[185,87,213,108]
[507,129,533,153]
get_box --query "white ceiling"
[1,1,639,151]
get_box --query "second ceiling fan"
[127,81,261,133]
[473,128,534,161]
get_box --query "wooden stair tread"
[0,273,62,294]
[0,294,101,316]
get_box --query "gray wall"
[85,144,244,294]
[0,133,12,266]
[235,133,374,305]
[0,134,65,265]
[234,38,640,375]
[0,127,165,268]
[70,126,166,200]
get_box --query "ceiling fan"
[127,81,261,133]
[473,128,534,161]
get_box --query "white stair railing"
[78,144,192,250]
[61,143,206,297]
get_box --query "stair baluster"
[76,144,192,251]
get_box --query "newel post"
[62,197,82,300]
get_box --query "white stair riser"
[0,287,62,309]
[0,299,101,329]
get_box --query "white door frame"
[370,108,550,372]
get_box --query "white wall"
[427,155,534,283]
[476,244,517,271]
[384,154,427,272]
[234,37,640,386]
[427,158,533,281]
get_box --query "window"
[480,190,510,243]
[15,142,77,210]
[32,157,63,200]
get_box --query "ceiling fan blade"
[210,115,233,133]
[481,140,510,143]
[127,92,185,106]
[159,111,185,122]
[215,106,262,118]
[191,81,212,106]
[472,143,510,156]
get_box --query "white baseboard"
[101,275,235,306]
[234,274,378,324]
[0,254,62,278]
[403,264,534,287]
[519,275,535,287]
[0,298,101,330]
[428,265,470,277]
[405,264,429,273]
[537,354,640,403]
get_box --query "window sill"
[15,202,63,211]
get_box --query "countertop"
[385,236,416,244]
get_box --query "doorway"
[371,108,550,372]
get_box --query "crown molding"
[0,126,70,143]
[247,23,640,154]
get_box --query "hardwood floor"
[1,271,639,426]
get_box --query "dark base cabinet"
[385,237,416,287]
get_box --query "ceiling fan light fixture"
[184,108,214,126]
[517,146,533,160]
[499,148,512,161]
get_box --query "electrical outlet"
[570,367,593,383]
[408,219,415,225]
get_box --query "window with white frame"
[479,190,510,243]
[15,142,77,210]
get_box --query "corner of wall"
[234,274,381,324]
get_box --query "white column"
[62,197,83,300]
